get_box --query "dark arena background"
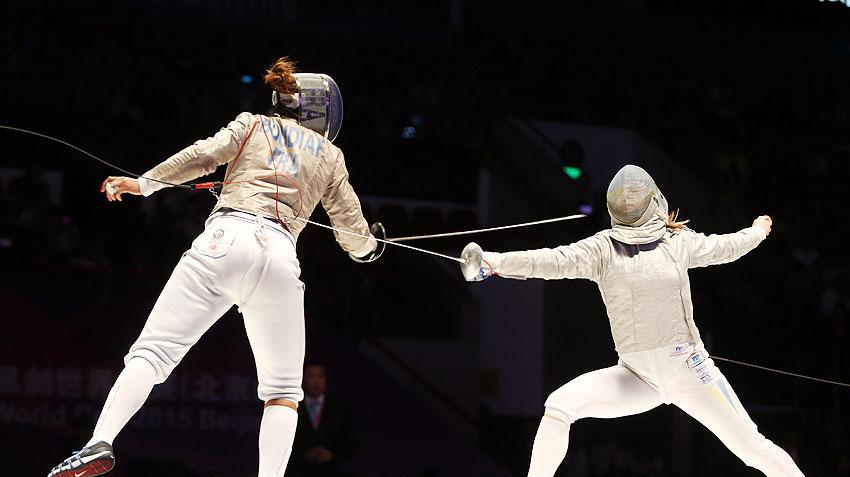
[1,1,850,476]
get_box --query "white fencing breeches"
[125,211,306,403]
[533,343,803,477]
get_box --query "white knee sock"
[86,358,157,447]
[528,413,571,477]
[258,405,298,477]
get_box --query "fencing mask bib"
[272,73,344,142]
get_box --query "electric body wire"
[0,125,192,189]
[712,356,850,388]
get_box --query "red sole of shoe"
[55,457,115,477]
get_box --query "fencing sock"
[258,405,299,477]
[86,358,157,447]
[528,413,572,477]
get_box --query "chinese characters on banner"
[0,364,260,435]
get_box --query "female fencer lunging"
[47,57,379,477]
[462,165,804,476]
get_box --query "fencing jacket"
[138,112,372,256]
[483,225,767,354]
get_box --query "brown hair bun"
[264,57,298,95]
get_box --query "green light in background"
[563,166,582,180]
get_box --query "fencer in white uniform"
[47,58,378,477]
[462,165,804,477]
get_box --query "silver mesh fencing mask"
[606,165,667,227]
[272,73,343,142]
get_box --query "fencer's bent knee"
[732,433,776,467]
[716,424,791,471]
[736,437,804,476]
[543,391,576,424]
[125,356,158,379]
[124,346,180,384]
[543,408,573,424]
[544,391,576,424]
[124,358,156,375]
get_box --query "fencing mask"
[272,73,344,142]
[606,165,671,244]
[606,165,666,227]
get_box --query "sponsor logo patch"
[687,351,705,368]
[670,344,689,356]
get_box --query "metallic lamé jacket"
[483,226,767,354]
[138,112,371,255]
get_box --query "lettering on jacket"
[261,116,327,175]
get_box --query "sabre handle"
[192,182,220,190]
[349,222,387,264]
[461,242,495,281]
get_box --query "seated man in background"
[288,364,357,477]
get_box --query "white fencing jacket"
[138,113,372,256]
[483,225,767,353]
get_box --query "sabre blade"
[293,217,466,263]
[388,214,587,242]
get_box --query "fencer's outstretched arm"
[320,149,375,258]
[137,112,254,196]
[683,215,771,269]
[473,233,609,282]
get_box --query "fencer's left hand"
[100,176,141,202]
[752,215,772,236]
